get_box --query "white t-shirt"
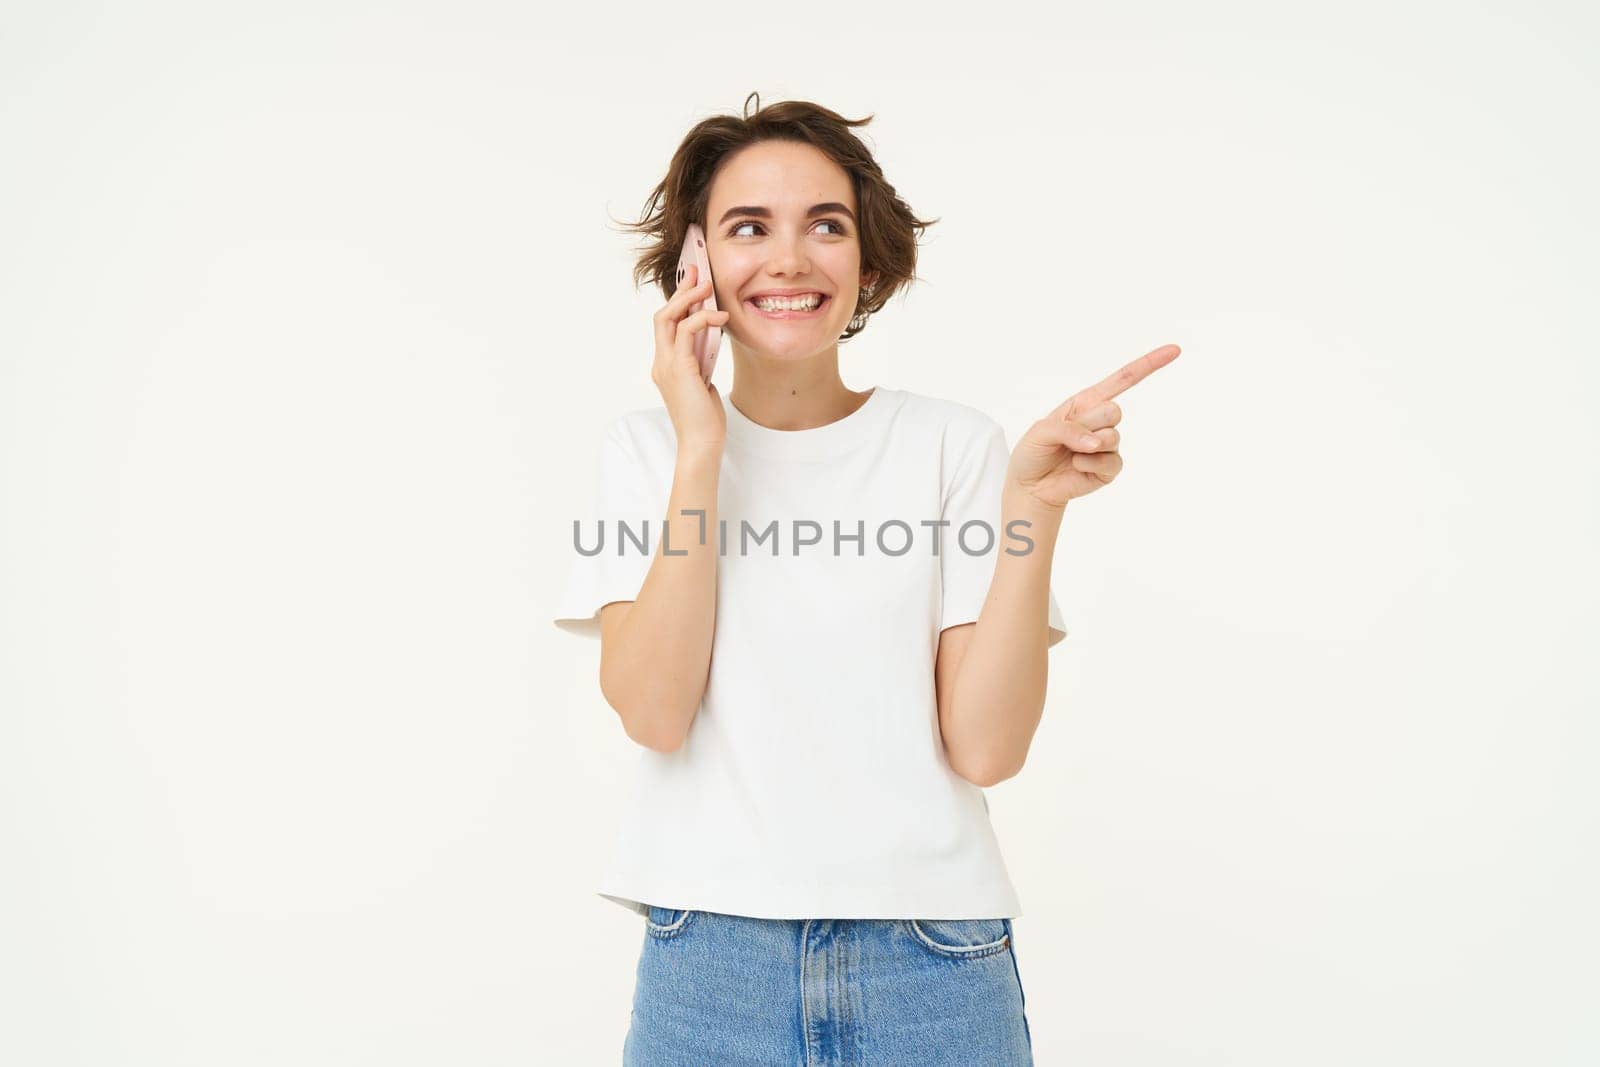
[553,385,1068,920]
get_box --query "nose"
[766,232,810,276]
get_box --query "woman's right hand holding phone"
[652,263,730,457]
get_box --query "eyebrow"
[716,202,857,227]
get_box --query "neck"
[726,344,871,431]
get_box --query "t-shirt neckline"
[722,385,897,461]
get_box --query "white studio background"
[2,2,1595,1064]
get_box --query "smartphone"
[674,222,722,382]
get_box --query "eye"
[728,219,850,238]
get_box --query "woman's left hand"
[1007,344,1181,510]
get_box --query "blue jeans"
[622,905,1034,1065]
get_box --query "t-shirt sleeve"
[552,421,661,640]
[939,420,1069,648]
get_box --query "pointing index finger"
[1081,344,1181,406]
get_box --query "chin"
[753,340,841,362]
[729,324,847,361]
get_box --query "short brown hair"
[615,92,939,342]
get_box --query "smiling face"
[703,140,877,366]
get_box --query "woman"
[554,92,1179,1065]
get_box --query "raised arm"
[597,259,732,752]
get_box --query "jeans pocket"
[903,917,1012,959]
[643,904,698,940]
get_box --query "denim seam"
[1005,918,1032,1053]
[837,929,851,1058]
[801,919,815,1067]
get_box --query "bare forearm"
[601,445,721,750]
[943,491,1064,783]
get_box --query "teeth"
[753,294,822,311]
